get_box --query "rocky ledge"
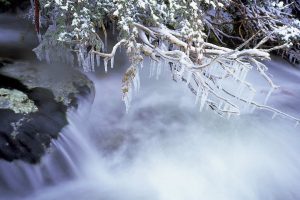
[0,59,94,163]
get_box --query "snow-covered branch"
[31,0,300,123]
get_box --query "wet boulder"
[0,60,94,163]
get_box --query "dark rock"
[0,61,93,164]
[0,74,29,93]
[0,86,68,163]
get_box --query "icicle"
[152,61,157,78]
[111,57,114,69]
[87,54,91,71]
[133,77,137,93]
[83,57,89,72]
[264,88,274,105]
[149,59,153,78]
[79,47,85,66]
[77,52,82,67]
[126,88,133,111]
[295,121,299,128]
[289,54,293,63]
[272,113,277,119]
[104,59,108,72]
[30,0,34,8]
[96,55,101,67]
[164,60,168,72]
[123,95,130,113]
[104,35,108,52]
[132,68,140,93]
[90,53,95,71]
[186,71,192,85]
[156,62,162,80]
[123,85,134,113]
[140,60,144,69]
[195,87,201,105]
[199,91,208,112]
[149,59,156,78]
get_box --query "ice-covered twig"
[222,87,300,124]
[91,39,127,71]
[249,58,279,88]
[134,24,295,119]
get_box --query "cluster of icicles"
[75,39,272,119]
[34,33,280,122]
[172,57,258,118]
[76,44,103,72]
[123,66,141,113]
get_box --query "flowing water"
[1,55,300,200]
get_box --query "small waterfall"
[0,96,98,199]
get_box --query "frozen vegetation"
[31,0,300,122]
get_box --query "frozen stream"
[0,56,300,200]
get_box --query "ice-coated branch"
[91,39,127,72]
[134,24,300,123]
[32,0,300,123]
[92,39,127,58]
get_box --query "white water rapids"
[0,56,300,200]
